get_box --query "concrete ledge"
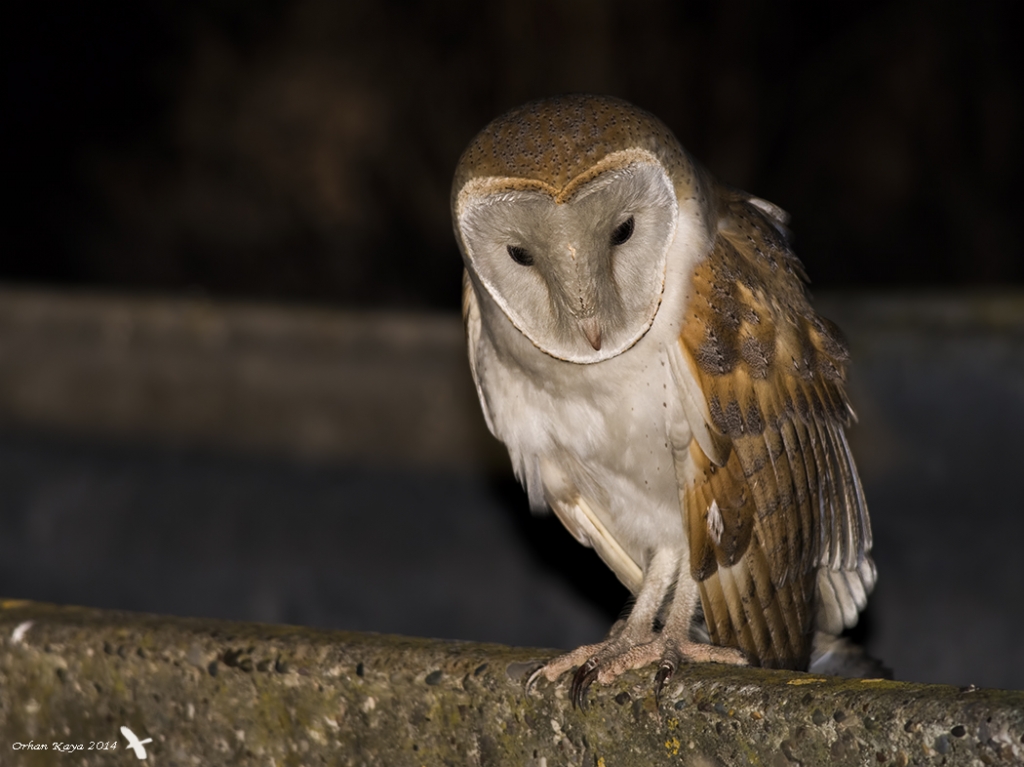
[1,601,1022,766]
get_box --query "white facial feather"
[458,158,677,363]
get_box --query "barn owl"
[452,95,876,706]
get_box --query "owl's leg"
[650,571,748,698]
[529,548,674,696]
[528,549,746,708]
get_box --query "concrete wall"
[1,285,1022,690]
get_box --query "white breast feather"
[467,204,711,588]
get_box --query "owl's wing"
[667,192,874,669]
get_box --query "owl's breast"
[475,308,690,565]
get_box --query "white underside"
[468,205,710,591]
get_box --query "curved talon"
[523,663,548,692]
[654,659,676,703]
[570,658,600,710]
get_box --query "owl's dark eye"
[507,244,534,266]
[610,216,635,246]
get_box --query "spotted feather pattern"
[675,190,874,670]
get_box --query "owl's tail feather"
[815,558,877,636]
[809,632,892,679]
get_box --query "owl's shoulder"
[680,187,850,391]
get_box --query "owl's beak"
[580,317,602,351]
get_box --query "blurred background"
[2,0,1023,690]
[7,0,1022,302]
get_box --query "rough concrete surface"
[2,601,1023,766]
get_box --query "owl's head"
[452,94,710,363]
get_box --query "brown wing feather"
[675,190,872,670]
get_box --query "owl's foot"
[649,640,748,703]
[528,636,747,709]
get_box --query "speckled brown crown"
[452,94,703,206]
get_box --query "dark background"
[3,1,1024,692]
[5,0,1022,305]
